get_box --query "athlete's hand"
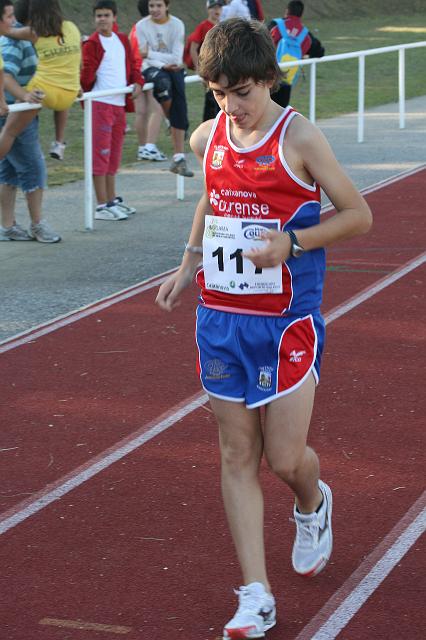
[244,230,291,268]
[156,268,194,312]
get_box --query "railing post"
[84,98,93,230]
[357,54,365,143]
[177,175,185,200]
[398,47,406,129]
[309,61,317,124]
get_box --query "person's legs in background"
[271,81,292,108]
[0,116,60,242]
[50,109,69,160]
[203,88,220,122]
[134,89,167,161]
[168,69,193,177]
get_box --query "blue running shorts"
[196,306,325,408]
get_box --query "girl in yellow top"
[0,0,81,159]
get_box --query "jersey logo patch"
[258,366,274,390]
[289,350,306,363]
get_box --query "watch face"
[292,243,304,257]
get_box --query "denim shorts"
[0,115,46,192]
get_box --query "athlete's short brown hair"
[198,18,281,91]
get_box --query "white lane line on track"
[1,164,424,353]
[0,251,424,538]
[0,268,177,353]
[321,163,426,214]
[295,491,426,640]
[0,392,208,536]
[324,251,426,324]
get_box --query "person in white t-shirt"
[136,0,193,177]
[221,0,251,21]
[81,0,144,221]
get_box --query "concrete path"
[1,95,425,341]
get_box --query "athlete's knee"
[220,438,261,476]
[266,450,305,483]
[147,70,172,104]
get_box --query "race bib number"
[203,215,283,295]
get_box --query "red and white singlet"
[197,107,325,316]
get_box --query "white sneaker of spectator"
[29,220,61,243]
[137,145,167,162]
[50,141,67,161]
[112,197,136,215]
[95,203,128,221]
[0,222,32,241]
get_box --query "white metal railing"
[7,40,426,229]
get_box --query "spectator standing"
[0,0,60,243]
[245,0,264,20]
[0,0,81,160]
[81,0,144,221]
[221,0,251,21]
[136,0,194,177]
[156,18,372,640]
[130,0,167,162]
[189,0,223,122]
[270,0,311,108]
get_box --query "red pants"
[92,101,126,176]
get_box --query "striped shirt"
[0,24,38,105]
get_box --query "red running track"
[0,168,424,639]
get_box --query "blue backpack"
[274,18,309,86]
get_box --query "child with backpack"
[270,0,312,108]
[184,0,223,121]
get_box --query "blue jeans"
[0,115,46,192]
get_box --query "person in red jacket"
[189,0,223,121]
[81,0,144,221]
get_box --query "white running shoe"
[223,582,276,640]
[49,141,66,161]
[29,220,61,243]
[137,146,167,161]
[95,205,128,221]
[0,223,32,241]
[292,479,333,577]
[111,197,136,215]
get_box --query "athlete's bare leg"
[263,374,323,514]
[209,397,271,591]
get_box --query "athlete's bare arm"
[156,120,215,312]
[245,115,373,268]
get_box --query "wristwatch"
[286,230,305,258]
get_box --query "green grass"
[39,7,426,185]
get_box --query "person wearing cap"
[221,0,250,21]
[189,0,223,121]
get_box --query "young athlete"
[156,18,372,640]
[0,0,81,159]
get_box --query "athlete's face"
[148,0,168,23]
[209,75,273,130]
[94,9,116,36]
